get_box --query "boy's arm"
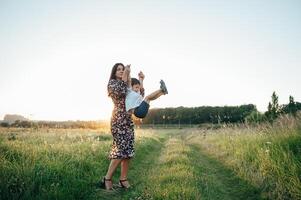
[140,86,145,97]
[138,71,145,97]
[139,78,144,90]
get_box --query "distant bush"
[11,120,32,128]
[0,120,109,130]
[245,111,267,124]
[0,122,10,127]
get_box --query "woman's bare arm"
[122,65,131,85]
[127,72,132,88]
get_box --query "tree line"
[138,104,256,125]
[1,91,300,128]
[138,91,301,125]
[0,120,109,129]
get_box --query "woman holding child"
[99,63,167,190]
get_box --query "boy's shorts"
[134,101,150,118]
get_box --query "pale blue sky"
[0,0,300,121]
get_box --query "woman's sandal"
[100,177,113,190]
[119,179,131,189]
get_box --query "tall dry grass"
[187,113,301,199]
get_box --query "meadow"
[0,115,301,200]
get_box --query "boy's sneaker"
[160,80,168,94]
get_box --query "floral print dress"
[107,79,135,159]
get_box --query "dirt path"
[94,130,262,199]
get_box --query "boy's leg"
[144,89,164,104]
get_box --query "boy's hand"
[138,71,145,80]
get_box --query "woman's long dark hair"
[108,63,125,96]
[109,63,125,81]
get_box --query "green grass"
[186,115,301,200]
[0,116,301,200]
[0,128,170,200]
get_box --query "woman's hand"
[122,64,131,83]
[124,64,131,74]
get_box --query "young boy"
[126,71,168,118]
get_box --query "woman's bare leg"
[120,159,131,188]
[104,159,122,189]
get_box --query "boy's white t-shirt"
[125,88,143,112]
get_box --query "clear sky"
[0,0,300,121]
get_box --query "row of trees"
[138,92,300,125]
[0,120,109,129]
[246,92,301,123]
[1,92,299,128]
[139,104,257,125]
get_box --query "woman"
[100,63,133,190]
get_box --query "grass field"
[0,116,301,199]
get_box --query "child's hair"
[131,78,140,86]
